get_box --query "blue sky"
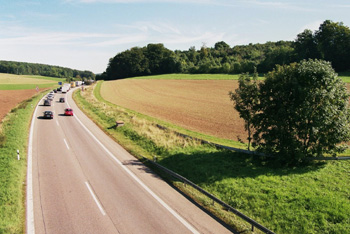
[0,0,349,73]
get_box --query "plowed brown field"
[100,79,247,141]
[0,89,40,121]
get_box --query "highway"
[28,88,233,234]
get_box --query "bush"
[231,59,350,164]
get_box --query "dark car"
[53,89,57,93]
[43,111,54,119]
[64,108,73,116]
[44,99,51,106]
[59,97,65,103]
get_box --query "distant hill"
[0,60,95,80]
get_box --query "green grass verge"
[128,72,350,83]
[0,83,57,90]
[73,83,350,234]
[130,73,240,80]
[338,72,350,83]
[130,73,265,80]
[0,92,45,233]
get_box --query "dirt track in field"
[100,79,247,141]
[0,89,40,121]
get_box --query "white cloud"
[65,0,215,3]
[63,0,320,11]
[0,19,234,72]
[297,20,323,34]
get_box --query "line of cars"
[42,89,73,119]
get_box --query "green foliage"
[229,71,259,150]
[103,43,181,80]
[76,83,350,234]
[0,60,95,80]
[232,59,350,163]
[99,41,296,80]
[99,20,350,81]
[295,20,350,71]
[164,151,350,234]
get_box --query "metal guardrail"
[141,155,276,234]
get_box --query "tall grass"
[0,92,44,233]
[73,83,350,234]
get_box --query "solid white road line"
[71,103,200,234]
[63,138,70,150]
[85,182,106,216]
[27,96,45,234]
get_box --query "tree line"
[98,20,350,80]
[0,60,95,81]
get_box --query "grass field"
[73,82,350,234]
[338,72,350,83]
[0,73,58,233]
[0,73,60,90]
[0,92,44,233]
[131,73,267,80]
[0,73,60,84]
[131,73,350,82]
[0,73,59,121]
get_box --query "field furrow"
[100,79,247,141]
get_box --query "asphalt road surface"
[29,88,233,234]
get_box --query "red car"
[64,108,74,116]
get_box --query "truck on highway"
[61,83,71,93]
[75,81,83,86]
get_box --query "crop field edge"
[73,83,350,234]
[0,72,67,82]
[95,80,247,149]
[0,90,48,234]
[0,83,58,90]
[125,72,350,83]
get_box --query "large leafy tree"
[232,59,350,163]
[294,20,350,72]
[295,29,320,60]
[105,47,149,79]
[315,20,350,71]
[104,43,181,79]
[229,71,259,151]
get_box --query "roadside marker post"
[17,149,20,160]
